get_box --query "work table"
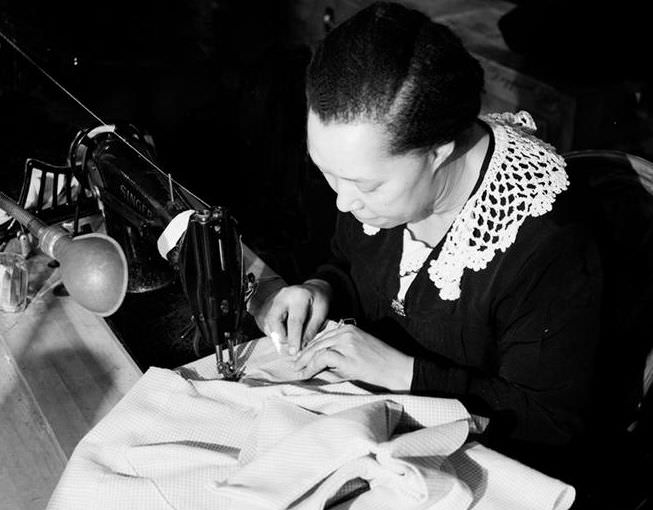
[0,244,280,510]
[0,251,143,510]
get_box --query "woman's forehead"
[307,112,393,176]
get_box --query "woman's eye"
[357,183,380,193]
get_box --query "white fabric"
[156,209,195,258]
[450,443,576,510]
[362,223,380,236]
[47,337,575,510]
[215,399,474,510]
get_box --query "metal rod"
[0,192,47,238]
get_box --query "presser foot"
[216,360,245,381]
[215,338,245,381]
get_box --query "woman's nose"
[335,186,363,213]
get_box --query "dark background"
[1,0,652,369]
[0,0,338,280]
[0,0,340,368]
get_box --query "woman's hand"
[253,278,332,355]
[293,325,414,391]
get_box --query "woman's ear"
[429,140,455,174]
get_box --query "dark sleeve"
[311,213,361,319]
[411,223,602,446]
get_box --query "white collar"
[361,111,568,301]
[426,111,568,300]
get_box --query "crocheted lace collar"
[362,111,569,301]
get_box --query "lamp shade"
[53,233,128,316]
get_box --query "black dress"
[313,118,603,456]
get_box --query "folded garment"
[216,399,403,508]
[291,420,474,510]
[218,396,472,510]
[450,442,575,510]
[47,360,576,510]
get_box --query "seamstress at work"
[252,1,601,467]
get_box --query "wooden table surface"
[0,252,143,510]
[0,243,281,510]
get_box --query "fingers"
[264,311,287,354]
[261,287,311,354]
[298,346,343,379]
[257,283,331,356]
[303,324,351,351]
[301,303,328,349]
[294,336,335,369]
[294,326,350,369]
[286,302,310,355]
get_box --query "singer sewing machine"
[0,17,293,380]
[2,123,262,380]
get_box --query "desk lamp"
[0,191,128,316]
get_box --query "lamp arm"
[0,191,70,258]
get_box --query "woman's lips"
[353,214,375,223]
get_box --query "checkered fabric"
[47,338,575,510]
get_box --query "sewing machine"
[1,123,260,379]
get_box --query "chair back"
[564,149,653,440]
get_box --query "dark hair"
[306,2,484,155]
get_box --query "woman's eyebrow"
[318,168,374,184]
[307,152,379,184]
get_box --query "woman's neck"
[408,124,489,245]
[432,124,488,213]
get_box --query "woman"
[253,1,601,460]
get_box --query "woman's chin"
[355,216,401,230]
